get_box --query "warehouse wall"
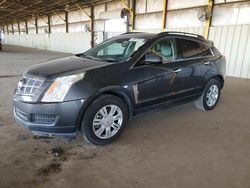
[3,0,125,53]
[134,0,250,30]
[2,0,250,78]
[210,25,250,78]
[3,6,93,53]
[4,32,91,54]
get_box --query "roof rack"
[159,31,205,39]
[121,32,146,35]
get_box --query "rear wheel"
[81,95,128,145]
[195,79,221,111]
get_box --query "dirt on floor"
[0,45,250,188]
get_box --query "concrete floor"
[0,45,250,188]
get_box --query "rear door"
[176,38,214,96]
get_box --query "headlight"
[42,73,85,102]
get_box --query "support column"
[18,22,20,34]
[76,3,94,47]
[122,0,135,32]
[25,20,28,34]
[11,23,14,34]
[2,26,5,35]
[204,0,214,39]
[65,11,69,33]
[130,0,135,31]
[90,6,94,48]
[162,0,168,31]
[48,15,51,33]
[7,25,9,35]
[35,19,38,34]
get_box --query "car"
[13,31,226,145]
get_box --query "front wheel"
[81,95,128,145]
[195,79,221,111]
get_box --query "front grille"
[31,114,57,125]
[15,107,57,125]
[15,75,45,96]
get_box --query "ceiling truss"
[0,0,112,26]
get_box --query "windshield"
[82,37,147,63]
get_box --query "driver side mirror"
[144,53,162,64]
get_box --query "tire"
[195,79,221,111]
[81,95,128,145]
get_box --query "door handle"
[173,68,182,73]
[204,61,211,65]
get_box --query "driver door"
[131,38,184,108]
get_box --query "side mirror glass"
[144,53,162,64]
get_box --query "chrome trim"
[132,84,139,104]
[173,68,182,73]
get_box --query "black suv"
[14,32,226,145]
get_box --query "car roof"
[112,32,157,39]
[110,32,212,46]
[113,31,207,42]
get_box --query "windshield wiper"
[82,54,101,61]
[82,54,118,62]
[102,57,118,63]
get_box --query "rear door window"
[176,38,212,59]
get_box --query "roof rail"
[121,32,145,35]
[159,31,205,39]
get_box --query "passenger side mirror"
[144,53,162,64]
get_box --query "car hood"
[26,55,110,78]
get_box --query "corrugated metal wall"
[209,25,250,79]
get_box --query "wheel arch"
[211,74,224,88]
[77,87,134,130]
[204,69,225,89]
[100,89,134,118]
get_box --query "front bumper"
[14,99,85,138]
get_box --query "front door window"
[149,38,177,63]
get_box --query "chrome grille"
[15,75,45,96]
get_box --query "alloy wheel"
[206,84,219,107]
[92,105,123,139]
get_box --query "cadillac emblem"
[17,79,24,92]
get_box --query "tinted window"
[199,43,213,56]
[149,38,177,62]
[176,39,212,59]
